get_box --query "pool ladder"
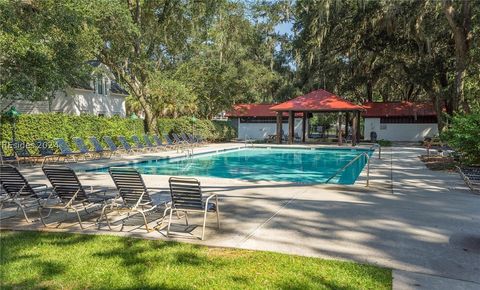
[326,152,370,186]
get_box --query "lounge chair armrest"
[205,193,218,205]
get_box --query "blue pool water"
[88,147,373,184]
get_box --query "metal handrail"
[326,152,370,186]
[370,143,381,159]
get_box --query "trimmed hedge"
[157,117,236,142]
[0,113,236,154]
[0,113,143,153]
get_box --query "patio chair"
[39,166,113,229]
[181,133,199,147]
[34,140,58,165]
[163,134,178,149]
[103,136,121,156]
[172,133,187,144]
[73,137,96,159]
[457,166,480,193]
[0,146,19,166]
[152,134,170,150]
[10,141,38,165]
[102,167,170,232]
[131,135,150,152]
[117,136,136,154]
[143,134,163,151]
[54,138,84,162]
[0,165,49,222]
[167,177,220,240]
[89,136,111,158]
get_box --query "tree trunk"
[443,0,472,113]
[366,80,373,102]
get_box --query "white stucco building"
[1,61,128,117]
[363,102,439,142]
[226,104,304,141]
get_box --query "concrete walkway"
[1,144,479,289]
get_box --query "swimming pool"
[88,147,373,184]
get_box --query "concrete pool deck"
[1,143,479,289]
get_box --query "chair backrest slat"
[117,136,132,151]
[73,137,89,154]
[0,165,36,197]
[103,136,118,151]
[89,137,104,153]
[131,135,144,149]
[152,135,164,147]
[169,177,203,210]
[143,135,154,147]
[42,166,88,202]
[55,139,74,155]
[163,134,174,145]
[11,141,31,157]
[35,140,54,156]
[109,167,152,205]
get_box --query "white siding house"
[226,104,305,141]
[363,102,439,142]
[1,61,128,117]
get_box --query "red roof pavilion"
[226,104,303,118]
[270,89,364,112]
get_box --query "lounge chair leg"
[201,209,208,240]
[99,205,112,230]
[71,208,84,229]
[184,211,189,225]
[166,208,174,237]
[15,201,31,223]
[137,210,152,232]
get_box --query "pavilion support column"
[352,113,358,146]
[288,110,294,144]
[345,112,350,142]
[337,113,343,146]
[356,111,361,142]
[276,112,282,144]
[302,112,307,143]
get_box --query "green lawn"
[0,231,391,289]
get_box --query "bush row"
[0,113,143,153]
[0,113,236,154]
[157,117,236,142]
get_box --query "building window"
[95,77,105,95]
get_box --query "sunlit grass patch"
[0,231,391,289]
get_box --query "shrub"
[441,113,480,165]
[157,117,236,141]
[0,113,143,153]
[377,139,392,147]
